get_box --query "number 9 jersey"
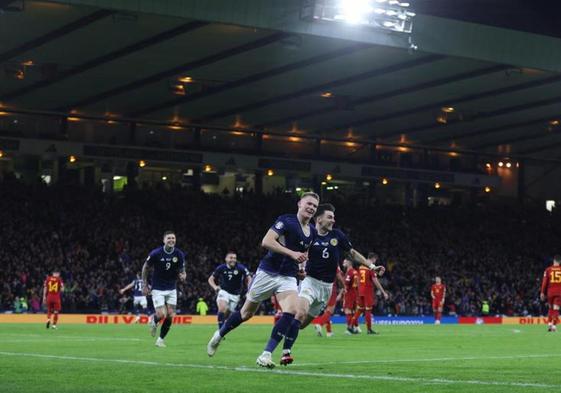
[145,246,186,291]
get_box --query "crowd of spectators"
[1,176,559,318]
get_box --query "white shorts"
[246,269,298,303]
[151,289,177,308]
[133,296,147,308]
[216,290,240,312]
[299,276,333,317]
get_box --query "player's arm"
[261,229,307,263]
[119,282,134,295]
[141,260,151,296]
[178,252,187,282]
[431,287,435,300]
[540,270,549,301]
[336,269,346,294]
[245,273,252,290]
[346,248,384,273]
[208,274,220,293]
[42,281,47,303]
[373,275,389,300]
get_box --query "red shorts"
[432,298,444,310]
[344,292,357,310]
[357,292,375,309]
[548,294,561,307]
[46,296,61,312]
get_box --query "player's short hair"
[315,203,335,217]
[226,251,236,256]
[300,192,319,202]
[554,254,561,263]
[368,252,379,260]
[163,230,175,238]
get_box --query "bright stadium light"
[304,0,416,33]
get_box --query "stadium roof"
[2,0,561,161]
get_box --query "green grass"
[1,322,560,393]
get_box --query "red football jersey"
[431,283,446,300]
[44,276,63,296]
[541,266,561,296]
[357,266,374,296]
[344,267,358,292]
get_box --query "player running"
[279,203,383,365]
[207,192,319,368]
[142,231,186,347]
[208,251,252,330]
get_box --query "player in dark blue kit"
[141,231,186,347]
[208,251,252,330]
[119,272,148,323]
[279,203,383,365]
[207,192,319,368]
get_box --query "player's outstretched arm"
[119,282,134,295]
[347,249,379,271]
[261,228,307,263]
[373,276,389,300]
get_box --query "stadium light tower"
[303,0,416,33]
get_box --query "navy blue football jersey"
[132,279,145,297]
[212,263,251,295]
[145,246,186,290]
[307,228,352,283]
[258,214,316,277]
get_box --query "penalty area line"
[0,351,558,388]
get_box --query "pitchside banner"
[330,316,458,325]
[0,314,550,325]
[0,314,274,325]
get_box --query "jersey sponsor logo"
[275,221,284,230]
[160,258,164,261]
[313,241,320,246]
[330,238,338,246]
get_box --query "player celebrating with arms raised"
[207,192,319,368]
[43,270,64,329]
[142,231,186,347]
[540,255,561,332]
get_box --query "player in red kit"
[352,253,388,334]
[431,277,446,325]
[540,255,561,332]
[343,259,359,334]
[43,270,64,329]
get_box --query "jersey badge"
[330,238,338,246]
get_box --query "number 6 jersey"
[307,228,352,283]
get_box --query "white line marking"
[0,334,141,341]
[0,351,557,388]
[292,354,561,367]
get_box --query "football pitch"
[1,323,560,393]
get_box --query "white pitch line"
[291,353,561,367]
[0,334,141,341]
[0,351,557,389]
